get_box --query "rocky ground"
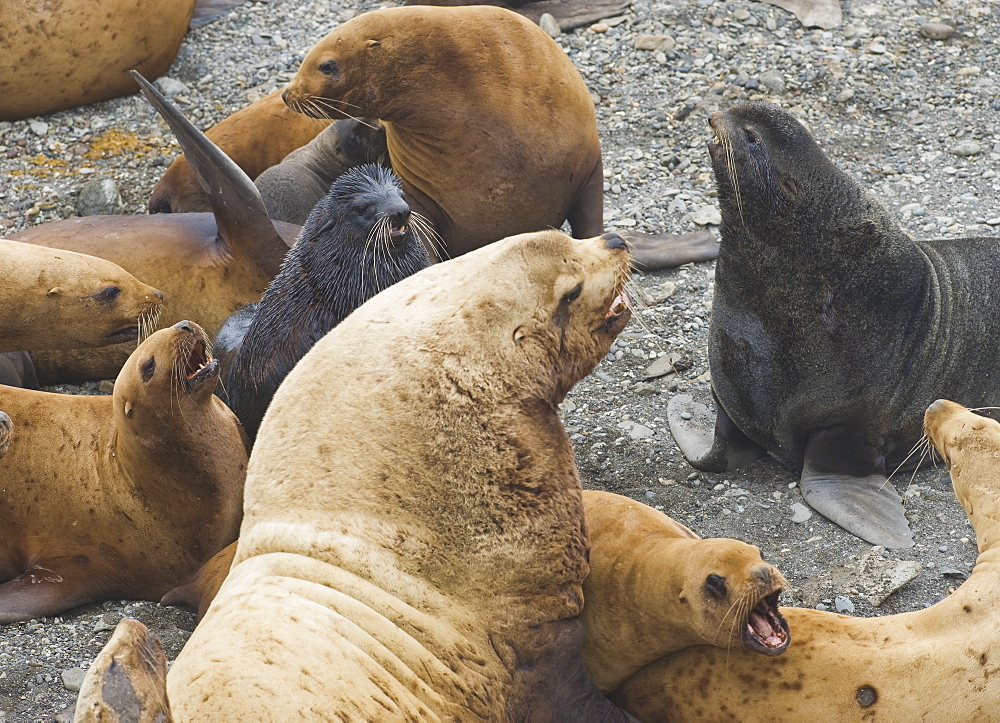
[1,0,997,718]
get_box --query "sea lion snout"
[601,233,627,251]
[172,320,195,334]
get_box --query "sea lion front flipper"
[75,619,172,723]
[799,459,914,549]
[625,231,720,270]
[130,71,287,275]
[667,394,765,472]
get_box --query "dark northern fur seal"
[667,102,1000,549]
[77,229,633,719]
[0,321,247,623]
[255,118,388,225]
[0,353,37,389]
[616,400,1000,720]
[218,163,430,440]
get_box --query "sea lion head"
[677,538,790,656]
[114,320,219,425]
[333,118,387,166]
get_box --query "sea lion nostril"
[173,321,195,334]
[602,233,627,251]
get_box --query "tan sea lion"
[148,88,333,214]
[580,490,789,694]
[0,238,163,353]
[10,73,296,383]
[78,229,634,719]
[614,399,1000,720]
[0,320,247,624]
[0,0,196,121]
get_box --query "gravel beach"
[1,0,997,718]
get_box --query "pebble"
[618,420,654,440]
[815,602,829,611]
[951,141,982,157]
[790,502,813,524]
[634,34,675,52]
[538,13,561,39]
[28,120,49,137]
[77,179,125,216]
[835,88,855,103]
[692,205,721,226]
[919,22,956,40]
[97,380,115,394]
[155,76,190,98]
[60,668,86,692]
[759,70,785,94]
[938,545,947,553]
[590,22,609,33]
[834,595,855,613]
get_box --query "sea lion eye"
[141,358,156,382]
[318,60,338,76]
[744,129,759,145]
[562,284,583,304]
[94,286,121,303]
[705,573,727,599]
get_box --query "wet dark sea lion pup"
[283,5,716,269]
[78,230,633,719]
[615,400,1000,720]
[10,72,296,383]
[0,321,247,623]
[667,102,1000,549]
[255,118,388,225]
[0,0,196,121]
[218,163,430,440]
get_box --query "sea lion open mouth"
[742,590,790,656]
[107,326,140,343]
[599,291,632,335]
[183,339,219,393]
[389,224,407,239]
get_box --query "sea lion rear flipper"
[75,619,172,722]
[130,71,287,274]
[625,231,720,270]
[667,394,765,472]
[799,465,914,549]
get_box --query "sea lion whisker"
[410,212,448,259]
[311,94,364,111]
[310,97,379,130]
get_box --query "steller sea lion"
[218,163,430,440]
[615,399,1000,720]
[78,229,634,719]
[667,102,1000,549]
[0,0,196,121]
[0,320,247,624]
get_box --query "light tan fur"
[615,399,1000,721]
[0,321,247,623]
[0,0,196,121]
[0,238,162,352]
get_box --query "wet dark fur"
[219,164,430,440]
[0,353,38,389]
[709,102,1000,474]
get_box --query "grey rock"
[790,502,813,524]
[951,141,983,157]
[834,595,855,613]
[692,205,722,226]
[77,179,125,216]
[97,380,115,394]
[60,668,86,693]
[836,88,856,102]
[759,70,786,93]
[618,420,654,440]
[639,280,677,306]
[28,120,49,137]
[801,550,922,607]
[920,22,955,40]
[154,76,189,98]
[635,34,675,52]
[539,13,561,38]
[642,352,684,381]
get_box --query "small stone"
[77,179,125,216]
[642,352,685,381]
[538,13,561,38]
[951,141,982,157]
[640,280,677,306]
[155,76,189,98]
[644,490,655,500]
[940,567,967,579]
[734,8,750,20]
[938,545,948,553]
[692,205,722,226]
[919,22,955,40]
[868,42,886,54]
[635,34,675,52]
[93,613,121,633]
[834,595,855,613]
[658,478,677,486]
[98,380,115,394]
[835,88,855,102]
[759,70,785,93]
[687,472,699,481]
[815,602,829,611]
[680,411,692,420]
[28,120,49,136]
[61,668,86,692]
[790,502,812,524]
[590,22,609,33]
[618,420,654,440]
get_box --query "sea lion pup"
[149,88,333,214]
[0,321,247,623]
[280,5,717,269]
[0,0,196,121]
[667,101,1000,549]
[254,118,389,225]
[11,73,296,383]
[218,163,430,440]
[0,238,163,353]
[79,229,633,720]
[614,399,1000,720]
[580,490,789,694]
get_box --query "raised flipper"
[667,394,765,472]
[799,430,914,549]
[130,71,288,275]
[625,231,720,271]
[75,619,172,723]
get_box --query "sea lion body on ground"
[149,88,333,214]
[8,74,296,383]
[0,0,196,121]
[220,163,430,440]
[0,321,247,623]
[667,102,1000,549]
[255,118,388,225]
[0,238,163,354]
[81,230,633,719]
[616,400,1000,720]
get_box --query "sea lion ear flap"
[513,328,526,346]
[779,176,802,198]
[366,39,381,48]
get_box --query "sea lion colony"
[1,3,999,719]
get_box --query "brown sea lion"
[10,73,296,383]
[79,229,633,719]
[615,399,1000,720]
[149,88,333,214]
[580,490,789,694]
[0,0,196,121]
[0,238,163,354]
[668,102,1000,549]
[0,320,247,624]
